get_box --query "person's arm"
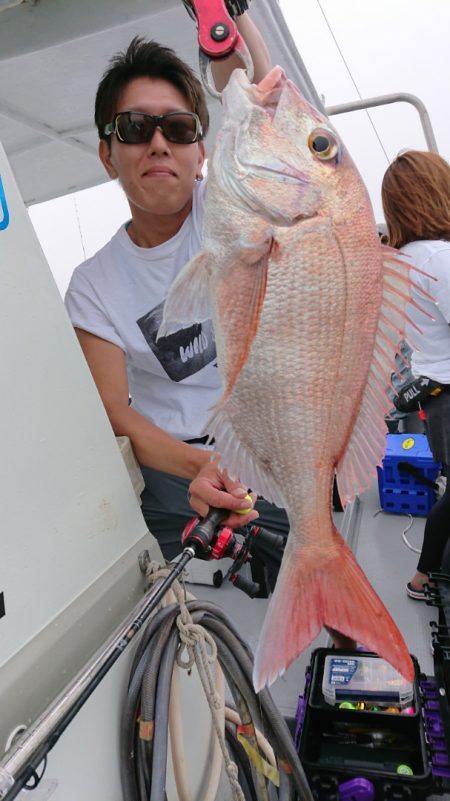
[75,328,258,524]
[75,329,207,478]
[211,10,272,90]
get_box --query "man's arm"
[75,329,258,523]
[211,10,271,90]
[75,328,208,479]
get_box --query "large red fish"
[160,66,428,689]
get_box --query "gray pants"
[140,465,289,594]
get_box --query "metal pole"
[0,549,194,800]
[325,92,439,154]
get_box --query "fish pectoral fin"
[157,251,211,339]
[252,529,414,692]
[218,248,270,400]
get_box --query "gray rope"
[120,563,314,801]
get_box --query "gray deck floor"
[353,480,437,677]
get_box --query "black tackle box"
[294,591,450,801]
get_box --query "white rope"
[400,514,422,554]
[173,580,246,801]
[373,508,421,553]
[145,562,245,801]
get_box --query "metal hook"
[183,0,254,99]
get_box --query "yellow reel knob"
[236,494,253,515]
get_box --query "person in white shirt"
[65,28,289,574]
[382,149,450,598]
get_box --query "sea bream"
[159,65,428,689]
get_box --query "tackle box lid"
[384,433,437,462]
[322,654,414,707]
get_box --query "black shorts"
[423,390,450,465]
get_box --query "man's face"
[99,76,206,219]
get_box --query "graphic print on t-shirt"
[137,300,216,382]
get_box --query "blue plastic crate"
[377,434,440,516]
[379,486,433,516]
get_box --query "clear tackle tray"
[322,654,414,708]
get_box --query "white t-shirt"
[65,180,222,440]
[403,239,450,383]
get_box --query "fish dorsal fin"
[336,247,432,503]
[158,252,211,338]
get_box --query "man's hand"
[188,453,258,528]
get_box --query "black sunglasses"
[103,111,203,145]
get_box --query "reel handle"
[230,573,260,598]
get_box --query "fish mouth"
[231,69,312,184]
[236,65,287,112]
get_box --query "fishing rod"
[0,506,287,800]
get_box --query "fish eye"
[308,129,339,161]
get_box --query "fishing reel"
[181,510,285,598]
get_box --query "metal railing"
[325,92,439,153]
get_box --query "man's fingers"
[188,457,256,524]
[190,498,209,519]
[222,468,247,495]
[224,509,259,528]
[203,485,253,512]
[189,479,254,512]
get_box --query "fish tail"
[253,527,414,691]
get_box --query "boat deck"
[187,480,443,799]
[189,480,437,715]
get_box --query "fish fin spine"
[336,250,431,502]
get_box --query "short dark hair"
[95,36,209,141]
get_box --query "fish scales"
[160,65,426,690]
[216,229,347,502]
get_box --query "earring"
[195,174,203,182]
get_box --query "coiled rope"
[120,561,314,801]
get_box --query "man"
[65,15,289,566]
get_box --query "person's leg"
[140,465,194,560]
[408,466,450,593]
[253,497,289,538]
[408,394,450,596]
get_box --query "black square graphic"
[137,300,216,382]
